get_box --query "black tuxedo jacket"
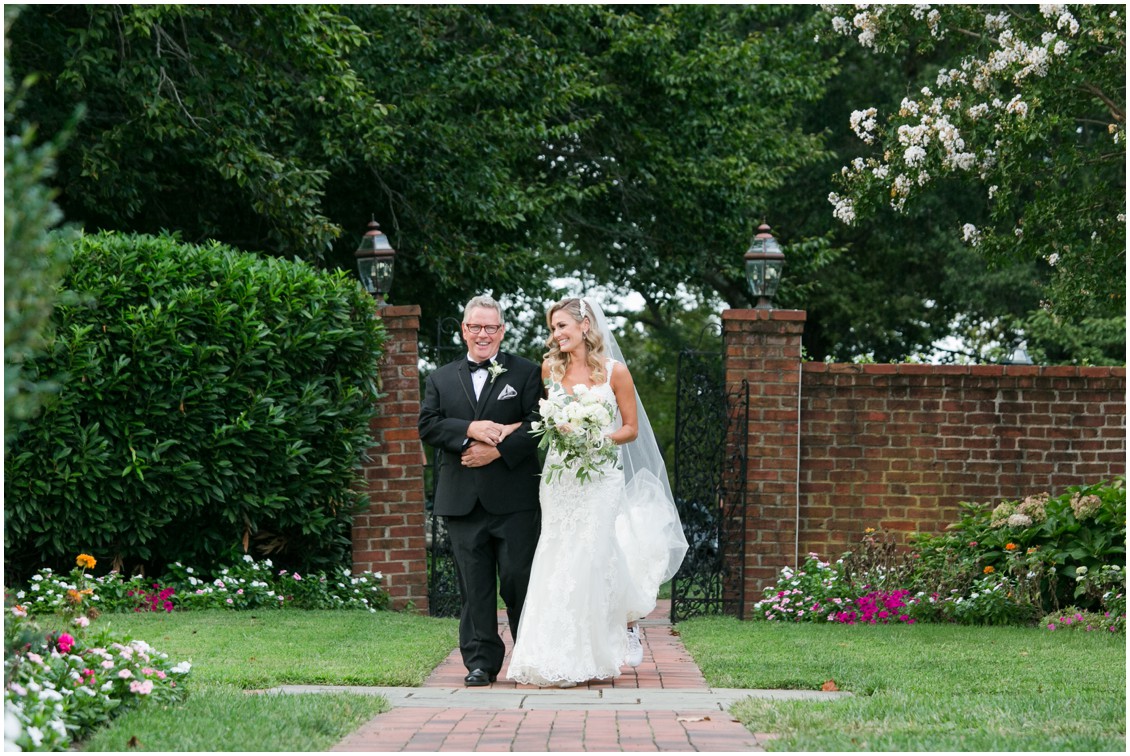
[419,351,542,517]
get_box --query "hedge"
[5,231,386,581]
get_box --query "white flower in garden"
[962,223,981,245]
[850,108,879,144]
[26,726,44,749]
[904,145,927,166]
[1007,513,1033,527]
[171,661,192,675]
[1056,10,1079,35]
[836,188,858,223]
[1005,96,1028,118]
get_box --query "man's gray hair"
[463,294,505,324]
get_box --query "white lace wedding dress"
[506,360,681,686]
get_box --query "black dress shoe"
[464,669,497,687]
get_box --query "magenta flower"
[56,633,75,654]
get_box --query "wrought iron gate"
[671,334,749,622]
[424,317,463,618]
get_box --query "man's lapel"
[473,353,506,418]
[457,360,477,411]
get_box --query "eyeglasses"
[464,324,502,335]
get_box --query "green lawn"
[677,618,1126,751]
[72,610,1125,751]
[77,610,458,751]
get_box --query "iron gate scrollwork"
[424,317,463,618]
[671,332,749,622]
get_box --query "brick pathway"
[329,601,776,752]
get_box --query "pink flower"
[293,573,303,581]
[129,680,154,695]
[1047,623,1056,630]
[73,616,90,628]
[118,669,133,679]
[56,633,75,654]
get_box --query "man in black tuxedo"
[419,294,542,687]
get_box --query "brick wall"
[352,305,429,612]
[723,308,1127,610]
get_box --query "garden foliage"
[11,555,389,615]
[4,609,191,751]
[753,479,1125,629]
[4,5,80,442]
[4,232,386,581]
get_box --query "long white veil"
[584,299,689,588]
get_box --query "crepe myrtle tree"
[822,4,1125,327]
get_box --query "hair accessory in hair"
[578,298,587,320]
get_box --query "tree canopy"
[821,4,1125,361]
[6,4,1124,364]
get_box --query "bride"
[506,297,688,687]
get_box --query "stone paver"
[271,601,847,752]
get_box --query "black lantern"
[354,217,396,304]
[743,223,785,309]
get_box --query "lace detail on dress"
[507,360,657,686]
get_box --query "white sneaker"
[625,626,643,668]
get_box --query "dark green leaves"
[5,232,386,581]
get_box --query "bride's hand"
[497,422,521,442]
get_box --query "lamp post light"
[743,223,785,309]
[354,217,397,305]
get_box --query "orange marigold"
[76,554,96,570]
[1004,543,1017,551]
[983,565,995,574]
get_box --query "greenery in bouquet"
[531,382,620,484]
[4,611,190,751]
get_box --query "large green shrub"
[5,231,385,581]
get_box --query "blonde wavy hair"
[543,297,607,384]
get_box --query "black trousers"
[444,501,540,675]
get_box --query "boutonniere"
[487,362,507,384]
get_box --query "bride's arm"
[607,362,638,445]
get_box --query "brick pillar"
[352,304,429,612]
[723,308,806,613]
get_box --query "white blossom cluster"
[827,4,1121,243]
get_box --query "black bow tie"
[467,359,492,373]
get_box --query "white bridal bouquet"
[530,383,620,484]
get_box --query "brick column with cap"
[723,308,807,610]
[352,304,429,612]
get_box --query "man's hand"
[467,420,507,446]
[461,442,501,468]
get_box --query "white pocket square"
[498,384,518,400]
